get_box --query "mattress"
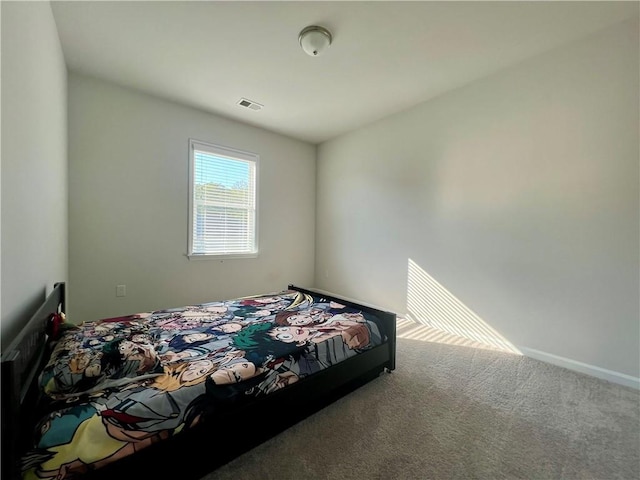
[22,289,387,479]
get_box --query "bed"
[1,283,396,480]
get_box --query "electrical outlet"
[116,285,126,297]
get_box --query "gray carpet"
[200,335,640,480]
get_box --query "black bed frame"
[1,282,66,480]
[1,283,396,480]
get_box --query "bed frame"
[1,283,396,480]
[1,282,66,480]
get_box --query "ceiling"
[50,1,638,144]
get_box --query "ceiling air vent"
[237,98,263,111]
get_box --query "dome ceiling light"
[298,25,332,57]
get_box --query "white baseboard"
[518,346,640,390]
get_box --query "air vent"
[237,98,263,111]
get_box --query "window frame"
[187,138,259,260]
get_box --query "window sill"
[186,252,258,261]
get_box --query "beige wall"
[1,1,68,349]
[316,19,639,380]
[68,74,315,323]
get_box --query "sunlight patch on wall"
[407,259,521,354]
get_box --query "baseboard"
[518,346,640,390]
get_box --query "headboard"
[1,282,65,479]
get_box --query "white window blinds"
[188,140,258,257]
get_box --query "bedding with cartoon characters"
[22,289,386,479]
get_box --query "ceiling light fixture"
[298,25,332,57]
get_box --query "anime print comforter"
[22,289,386,479]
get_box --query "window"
[188,139,258,258]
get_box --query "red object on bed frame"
[1,283,396,480]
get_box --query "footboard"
[1,282,66,479]
[288,285,396,371]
